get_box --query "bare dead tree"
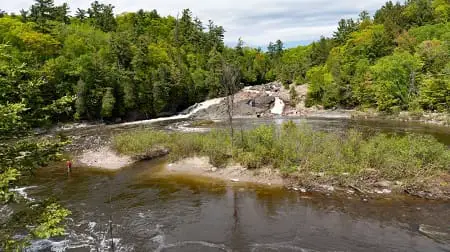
[221,62,240,149]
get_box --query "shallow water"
[24,157,450,252]
[25,117,450,251]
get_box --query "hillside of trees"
[0,0,281,127]
[278,0,449,112]
[0,0,449,249]
[0,0,448,129]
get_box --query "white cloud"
[2,0,388,47]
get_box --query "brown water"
[24,118,450,251]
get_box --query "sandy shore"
[163,157,284,186]
[77,147,133,169]
[73,147,449,200]
[75,148,285,186]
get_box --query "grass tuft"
[113,121,450,189]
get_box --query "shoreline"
[74,146,450,200]
[51,82,449,134]
[55,109,449,138]
[350,110,450,127]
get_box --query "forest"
[0,0,449,129]
[0,0,449,249]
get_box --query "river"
[23,117,450,251]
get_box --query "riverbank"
[192,82,449,127]
[164,157,284,186]
[351,110,450,126]
[108,122,450,200]
[50,82,448,135]
[77,147,133,169]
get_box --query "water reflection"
[28,117,450,251]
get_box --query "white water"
[27,220,131,252]
[166,121,211,133]
[11,186,38,201]
[121,97,224,126]
[270,97,285,115]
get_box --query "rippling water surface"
[26,118,450,251]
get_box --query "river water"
[23,117,450,251]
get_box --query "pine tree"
[101,88,116,118]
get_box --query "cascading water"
[121,97,224,126]
[270,97,285,115]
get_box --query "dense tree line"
[0,0,278,124]
[278,0,449,112]
[0,4,274,247]
[2,0,447,127]
[0,0,449,249]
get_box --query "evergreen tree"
[75,8,87,21]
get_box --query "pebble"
[293,187,307,193]
[211,167,217,172]
[375,189,392,194]
[230,178,240,182]
[321,185,335,192]
[375,180,392,188]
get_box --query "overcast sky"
[3,0,388,48]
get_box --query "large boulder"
[253,95,275,109]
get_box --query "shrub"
[113,121,450,185]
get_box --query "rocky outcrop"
[253,95,275,109]
[193,82,285,119]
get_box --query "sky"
[2,0,389,48]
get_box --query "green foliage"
[409,22,450,43]
[370,52,423,111]
[1,200,70,250]
[418,75,450,111]
[32,203,71,238]
[0,117,69,250]
[289,85,298,105]
[114,121,450,187]
[416,40,449,73]
[2,0,447,120]
[277,45,311,84]
[0,103,28,137]
[0,168,21,203]
[305,65,336,108]
[0,3,276,123]
[432,0,450,23]
[0,15,71,247]
[2,0,448,248]
[101,87,116,118]
[277,0,450,113]
[333,18,358,44]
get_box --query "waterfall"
[121,97,223,126]
[270,97,285,115]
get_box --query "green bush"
[113,121,450,184]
